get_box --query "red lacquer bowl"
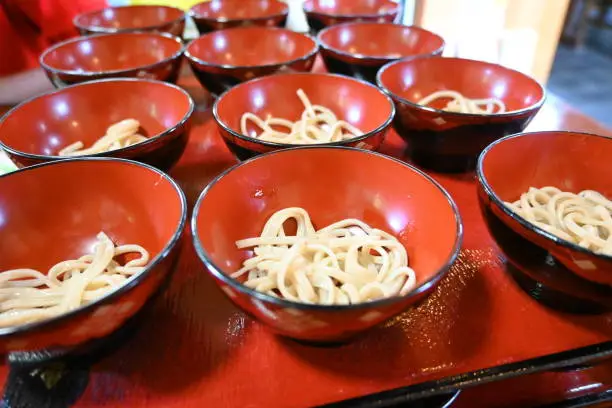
[185,26,318,96]
[190,0,288,34]
[318,22,444,84]
[213,72,395,160]
[40,32,184,87]
[192,147,462,343]
[304,0,399,33]
[377,56,545,172]
[477,131,612,300]
[73,5,186,37]
[0,158,187,353]
[0,78,194,171]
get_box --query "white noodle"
[232,208,417,305]
[58,119,147,156]
[240,89,364,144]
[505,187,612,255]
[0,232,150,327]
[417,90,506,114]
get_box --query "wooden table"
[0,66,611,407]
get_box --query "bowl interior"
[195,148,460,290]
[304,0,398,15]
[75,5,183,30]
[187,27,315,67]
[319,23,443,58]
[0,80,191,156]
[42,33,182,73]
[481,132,612,202]
[191,0,287,20]
[379,57,544,113]
[216,73,393,138]
[0,160,183,274]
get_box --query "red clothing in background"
[0,0,107,76]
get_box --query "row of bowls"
[0,2,610,353]
[71,0,401,37]
[2,128,611,351]
[9,21,544,172]
[40,21,444,90]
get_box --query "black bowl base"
[409,149,477,173]
[506,261,609,315]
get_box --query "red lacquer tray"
[1,63,612,407]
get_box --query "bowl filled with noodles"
[73,5,186,37]
[212,72,395,160]
[189,0,288,35]
[317,22,445,84]
[303,0,399,34]
[40,32,185,88]
[192,146,462,343]
[185,26,318,97]
[0,78,194,171]
[377,56,545,173]
[0,158,187,353]
[477,131,612,311]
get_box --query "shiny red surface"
[378,57,544,112]
[0,62,610,407]
[190,0,288,34]
[377,57,546,171]
[40,32,184,86]
[319,22,444,60]
[193,147,460,341]
[479,131,612,286]
[186,26,316,67]
[73,5,186,36]
[213,72,393,157]
[304,0,398,16]
[0,159,186,352]
[185,27,318,95]
[0,79,193,170]
[304,0,399,33]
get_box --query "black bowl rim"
[0,77,195,162]
[39,31,185,77]
[191,145,463,311]
[376,55,547,118]
[317,22,445,61]
[189,0,289,22]
[0,157,188,337]
[212,72,396,149]
[184,26,319,70]
[73,4,186,34]
[303,0,399,18]
[476,130,612,262]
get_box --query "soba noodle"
[0,232,150,327]
[232,208,417,305]
[417,90,506,114]
[240,89,364,144]
[505,187,612,255]
[58,119,147,156]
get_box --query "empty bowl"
[192,147,462,343]
[190,0,289,34]
[377,56,545,172]
[213,72,395,160]
[73,5,186,37]
[0,158,187,353]
[0,78,194,171]
[304,0,399,33]
[318,22,444,84]
[40,32,184,87]
[185,26,318,96]
[477,131,612,301]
